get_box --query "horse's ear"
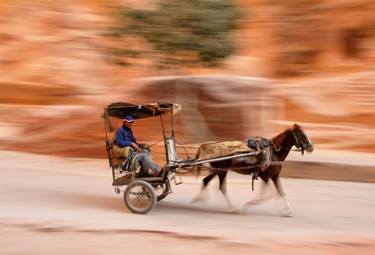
[293,123,301,130]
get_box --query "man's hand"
[131,142,139,151]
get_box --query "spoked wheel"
[154,182,170,201]
[124,180,156,214]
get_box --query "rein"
[276,145,304,152]
[146,139,164,149]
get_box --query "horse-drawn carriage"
[104,102,313,214]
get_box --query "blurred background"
[0,0,374,172]
[1,1,375,254]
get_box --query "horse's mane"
[271,128,290,148]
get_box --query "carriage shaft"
[176,151,261,167]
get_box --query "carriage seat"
[112,144,131,159]
[106,138,132,169]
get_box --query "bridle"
[291,129,307,155]
[273,129,307,154]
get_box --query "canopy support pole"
[104,108,115,182]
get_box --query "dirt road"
[1,151,374,254]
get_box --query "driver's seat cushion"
[112,145,131,159]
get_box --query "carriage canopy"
[105,102,181,119]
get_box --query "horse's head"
[291,124,314,154]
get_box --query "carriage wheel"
[124,180,156,214]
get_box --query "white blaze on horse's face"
[306,135,314,152]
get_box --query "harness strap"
[291,130,300,146]
[256,137,261,151]
[272,141,281,152]
[251,171,259,191]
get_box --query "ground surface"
[1,151,374,254]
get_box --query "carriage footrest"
[139,176,165,182]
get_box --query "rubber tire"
[124,180,156,214]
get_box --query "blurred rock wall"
[0,1,113,103]
[0,0,374,157]
[128,75,276,142]
[234,0,375,76]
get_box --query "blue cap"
[123,115,134,122]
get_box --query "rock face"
[129,75,275,142]
[0,0,374,158]
[0,1,113,101]
[276,71,375,153]
[235,0,375,76]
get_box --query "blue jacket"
[115,126,137,147]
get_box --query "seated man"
[115,115,160,177]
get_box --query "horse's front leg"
[191,168,216,204]
[271,175,293,217]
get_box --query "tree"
[108,0,241,69]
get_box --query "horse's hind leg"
[243,179,270,208]
[191,170,217,204]
[218,170,237,212]
[271,174,293,217]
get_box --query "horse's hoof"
[228,207,240,214]
[242,199,265,208]
[244,200,258,206]
[280,210,294,217]
[191,197,203,204]
[241,201,256,212]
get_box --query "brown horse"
[191,124,314,216]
